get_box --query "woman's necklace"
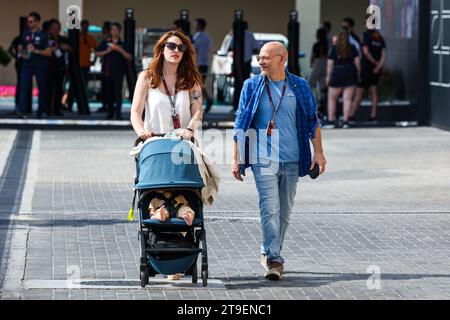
[161,75,181,129]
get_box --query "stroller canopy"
[135,138,204,190]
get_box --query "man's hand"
[310,152,327,176]
[60,43,71,52]
[231,159,243,181]
[27,44,35,53]
[105,45,114,54]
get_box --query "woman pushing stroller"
[130,31,208,283]
[130,30,203,143]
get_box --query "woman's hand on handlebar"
[138,129,153,140]
[176,129,194,140]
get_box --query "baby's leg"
[177,206,195,226]
[151,206,169,221]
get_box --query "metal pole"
[180,9,191,38]
[18,16,33,114]
[124,8,137,101]
[287,10,300,76]
[232,10,245,111]
[68,27,90,114]
[417,0,430,126]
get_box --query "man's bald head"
[258,41,288,78]
[261,41,288,58]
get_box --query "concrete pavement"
[1,126,450,299]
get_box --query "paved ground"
[1,126,450,300]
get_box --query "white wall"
[297,0,321,78]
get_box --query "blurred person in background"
[95,22,132,120]
[47,19,71,116]
[351,17,387,123]
[326,30,360,128]
[322,21,333,50]
[79,20,97,88]
[342,17,361,56]
[309,27,329,120]
[17,11,52,119]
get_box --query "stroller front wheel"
[191,263,198,284]
[202,268,208,287]
[140,269,149,288]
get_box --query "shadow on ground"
[220,271,450,289]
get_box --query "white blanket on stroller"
[129,135,220,206]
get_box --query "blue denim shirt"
[233,72,318,177]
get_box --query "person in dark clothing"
[47,19,72,116]
[173,19,192,39]
[326,30,360,128]
[342,17,362,56]
[95,22,132,120]
[351,19,387,122]
[17,11,53,119]
[322,21,333,49]
[79,20,97,87]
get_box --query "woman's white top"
[144,88,191,134]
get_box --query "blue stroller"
[132,136,208,287]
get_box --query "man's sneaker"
[264,261,283,281]
[260,254,268,271]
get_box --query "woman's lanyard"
[265,76,287,136]
[161,75,181,129]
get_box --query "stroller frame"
[133,137,208,287]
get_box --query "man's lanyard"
[265,76,287,122]
[161,75,181,129]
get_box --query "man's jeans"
[251,161,299,265]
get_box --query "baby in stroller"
[148,191,195,226]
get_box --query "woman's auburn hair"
[336,31,353,59]
[146,31,202,91]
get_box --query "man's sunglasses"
[165,42,187,53]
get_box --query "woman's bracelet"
[186,128,194,133]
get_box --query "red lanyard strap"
[161,75,181,129]
[161,75,178,116]
[265,76,287,121]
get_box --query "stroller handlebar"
[134,134,195,147]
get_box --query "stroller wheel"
[191,263,198,284]
[201,267,208,287]
[140,269,149,288]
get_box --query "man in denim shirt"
[232,42,327,280]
